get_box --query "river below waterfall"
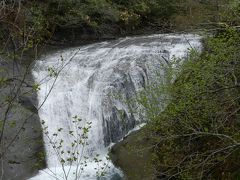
[30,34,202,180]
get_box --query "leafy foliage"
[138,27,240,179]
[41,115,110,179]
[1,0,234,51]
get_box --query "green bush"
[139,28,240,179]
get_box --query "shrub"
[139,27,240,179]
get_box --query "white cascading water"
[30,34,202,180]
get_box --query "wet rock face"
[98,34,202,147]
[0,61,45,180]
[102,65,147,146]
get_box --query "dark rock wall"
[0,60,45,180]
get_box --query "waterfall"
[30,34,202,180]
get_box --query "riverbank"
[109,128,154,180]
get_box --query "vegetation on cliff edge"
[136,4,240,179]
